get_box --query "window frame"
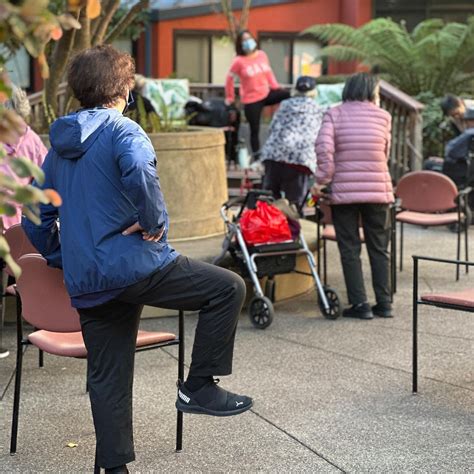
[257,31,327,84]
[173,29,230,83]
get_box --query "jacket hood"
[50,108,121,160]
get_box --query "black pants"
[263,160,309,206]
[79,256,246,468]
[331,203,391,306]
[244,89,290,156]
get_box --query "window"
[174,31,234,84]
[259,34,325,85]
[259,37,291,84]
[175,35,209,83]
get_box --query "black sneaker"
[0,346,9,359]
[372,302,393,318]
[176,379,253,416]
[342,303,373,320]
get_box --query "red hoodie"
[225,50,280,104]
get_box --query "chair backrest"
[3,224,38,277]
[16,254,81,332]
[318,201,333,225]
[396,171,458,213]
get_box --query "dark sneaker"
[372,302,393,318]
[342,303,373,320]
[176,379,253,417]
[0,346,9,359]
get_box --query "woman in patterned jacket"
[261,76,325,205]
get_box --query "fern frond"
[318,45,365,62]
[411,18,444,42]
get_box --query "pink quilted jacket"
[315,101,394,204]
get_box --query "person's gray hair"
[292,88,318,98]
[5,86,31,120]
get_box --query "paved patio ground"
[0,224,473,473]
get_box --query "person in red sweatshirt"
[225,30,290,159]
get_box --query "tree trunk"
[44,24,78,117]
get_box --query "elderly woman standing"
[261,76,325,206]
[313,73,394,320]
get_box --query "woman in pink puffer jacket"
[313,73,394,320]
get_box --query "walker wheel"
[249,296,274,329]
[319,287,341,319]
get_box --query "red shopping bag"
[240,201,292,245]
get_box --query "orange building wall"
[150,0,372,78]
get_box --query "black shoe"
[0,346,9,359]
[104,466,128,474]
[176,379,253,416]
[342,303,373,320]
[372,302,393,318]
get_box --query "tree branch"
[104,0,149,44]
[45,11,80,116]
[91,0,121,46]
[239,0,252,31]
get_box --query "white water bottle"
[238,142,250,169]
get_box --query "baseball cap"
[295,76,317,93]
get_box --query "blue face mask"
[123,90,134,114]
[242,38,257,54]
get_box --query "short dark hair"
[342,73,379,102]
[67,44,135,108]
[440,94,463,116]
[235,30,255,56]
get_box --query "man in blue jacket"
[23,45,252,473]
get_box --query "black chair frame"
[412,255,474,393]
[10,289,185,458]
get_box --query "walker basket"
[246,242,300,278]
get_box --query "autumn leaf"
[58,13,82,31]
[67,0,82,12]
[50,26,63,41]
[86,0,101,20]
[44,189,62,207]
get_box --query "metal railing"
[28,80,424,183]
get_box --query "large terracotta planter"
[148,126,227,240]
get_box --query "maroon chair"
[10,254,185,457]
[412,255,474,393]
[1,225,41,364]
[396,171,470,280]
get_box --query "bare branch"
[104,0,149,44]
[45,12,79,116]
[239,0,252,31]
[91,0,121,46]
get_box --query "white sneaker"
[0,346,9,359]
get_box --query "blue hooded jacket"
[23,108,178,306]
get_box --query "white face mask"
[242,38,257,54]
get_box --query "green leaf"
[22,205,41,225]
[0,202,17,216]
[0,236,21,278]
[8,156,45,184]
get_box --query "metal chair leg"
[176,310,184,453]
[10,295,24,454]
[456,220,461,281]
[412,257,418,394]
[399,222,404,272]
[465,217,469,274]
[323,238,327,286]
